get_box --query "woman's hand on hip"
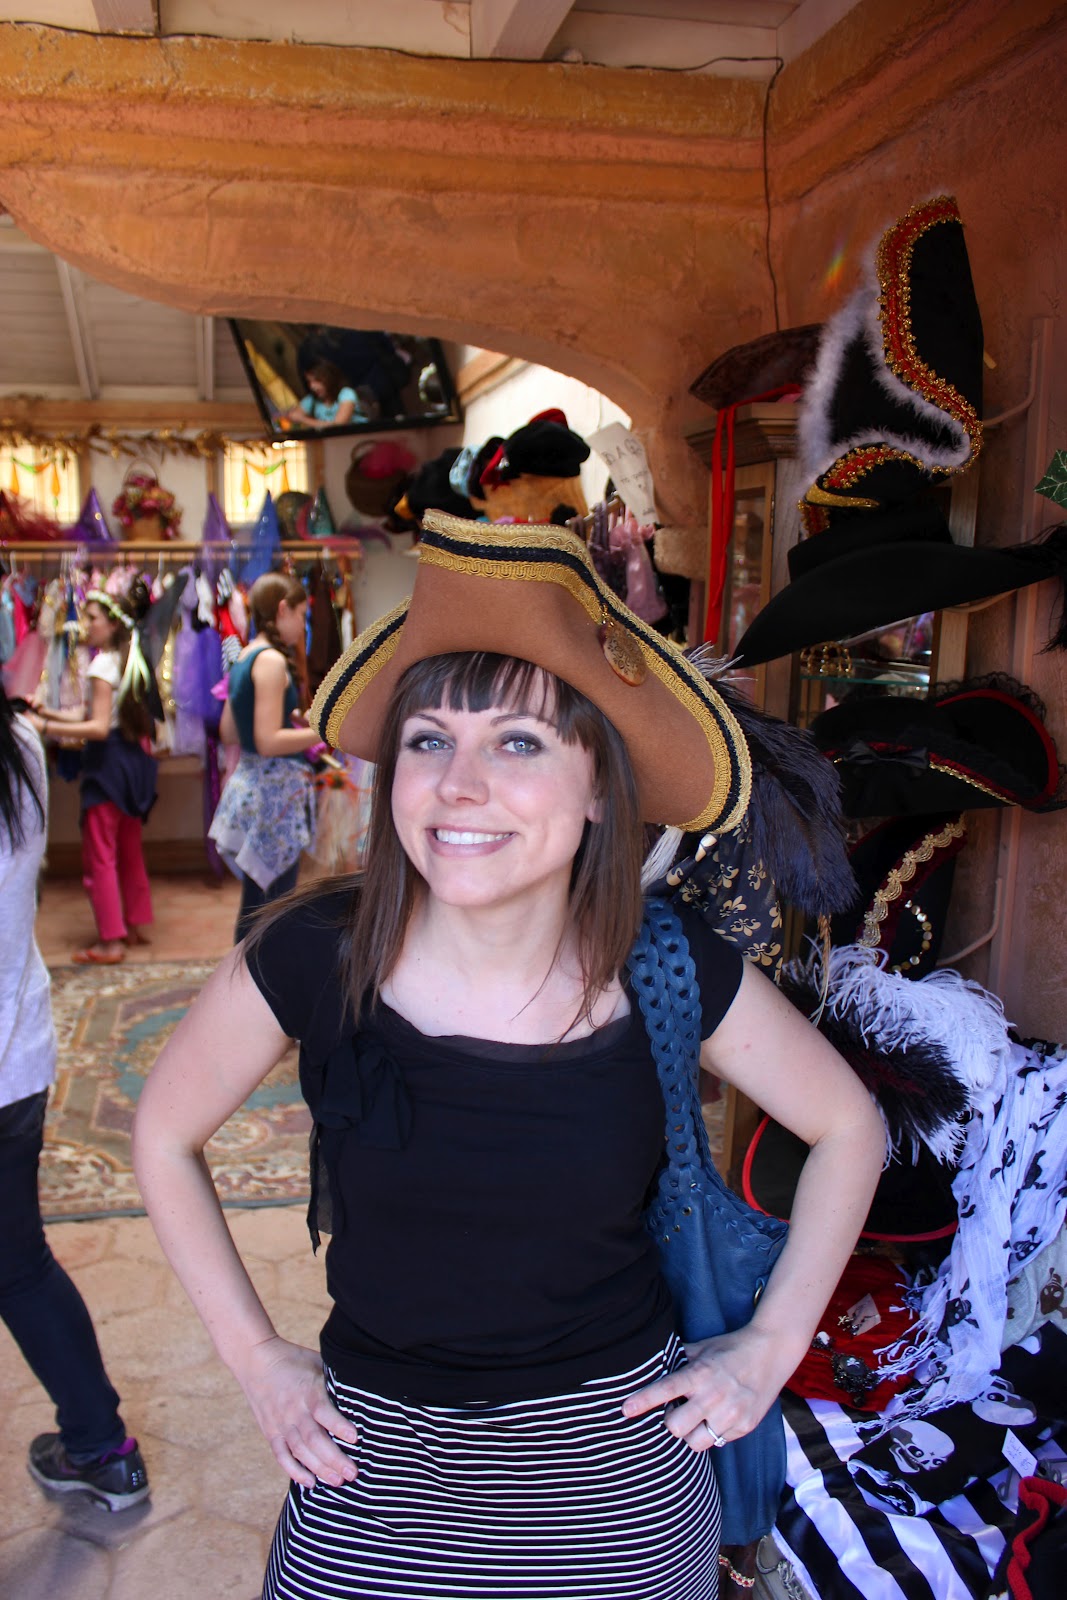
[234,1335,359,1488]
[621,1326,786,1452]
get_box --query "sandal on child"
[71,947,126,966]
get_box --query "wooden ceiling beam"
[470,0,575,60]
[54,259,100,402]
[91,0,159,33]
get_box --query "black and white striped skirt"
[263,1337,720,1600]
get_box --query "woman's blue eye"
[406,733,448,752]
[502,734,542,754]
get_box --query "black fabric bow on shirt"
[303,1034,414,1251]
[315,1034,414,1150]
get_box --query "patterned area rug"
[42,961,310,1221]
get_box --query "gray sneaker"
[28,1433,150,1512]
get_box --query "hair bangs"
[399,653,589,746]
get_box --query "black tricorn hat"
[829,812,968,976]
[733,197,1067,667]
[812,676,1064,817]
[733,514,1067,667]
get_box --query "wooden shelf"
[685,401,800,469]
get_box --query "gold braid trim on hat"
[312,601,406,748]
[804,482,879,510]
[858,815,967,952]
[820,443,935,493]
[876,195,983,468]
[927,759,1013,803]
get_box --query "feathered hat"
[734,197,1067,667]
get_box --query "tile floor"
[0,873,328,1600]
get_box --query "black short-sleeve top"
[246,888,743,1404]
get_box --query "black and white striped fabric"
[774,1392,1036,1600]
[262,1340,720,1600]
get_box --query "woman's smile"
[430,827,514,849]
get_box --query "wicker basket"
[126,511,166,542]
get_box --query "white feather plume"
[786,944,1014,1148]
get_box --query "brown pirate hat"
[310,511,752,832]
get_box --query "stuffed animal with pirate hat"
[474,410,591,525]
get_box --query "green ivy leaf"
[1036,449,1067,509]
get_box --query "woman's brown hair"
[242,652,646,1027]
[249,572,306,663]
[304,359,346,405]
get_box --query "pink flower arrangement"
[112,471,182,537]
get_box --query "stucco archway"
[0,28,778,540]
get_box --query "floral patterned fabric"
[209,750,316,890]
[665,814,785,978]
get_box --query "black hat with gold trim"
[734,196,1067,667]
[829,812,968,977]
[310,511,751,832]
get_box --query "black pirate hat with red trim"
[733,197,1067,668]
[811,675,1064,818]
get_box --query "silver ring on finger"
[702,1421,726,1448]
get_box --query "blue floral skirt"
[209,751,315,890]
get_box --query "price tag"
[1002,1429,1039,1481]
[588,424,658,526]
[841,1293,881,1338]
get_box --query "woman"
[35,580,157,965]
[210,571,321,942]
[284,359,359,430]
[0,683,148,1511]
[133,514,885,1599]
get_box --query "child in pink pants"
[35,581,158,965]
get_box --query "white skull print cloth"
[878,1037,1067,1428]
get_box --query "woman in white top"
[0,683,149,1510]
[34,579,158,965]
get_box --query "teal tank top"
[228,647,301,757]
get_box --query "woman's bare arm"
[250,650,319,758]
[38,678,113,741]
[132,951,358,1486]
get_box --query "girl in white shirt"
[0,685,149,1510]
[34,579,158,965]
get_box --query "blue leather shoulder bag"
[628,897,789,1547]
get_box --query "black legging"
[234,859,300,945]
[0,1090,125,1461]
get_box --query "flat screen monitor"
[229,320,460,439]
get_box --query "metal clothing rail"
[0,538,367,559]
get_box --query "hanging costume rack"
[0,538,368,564]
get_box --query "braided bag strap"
[627,898,711,1181]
